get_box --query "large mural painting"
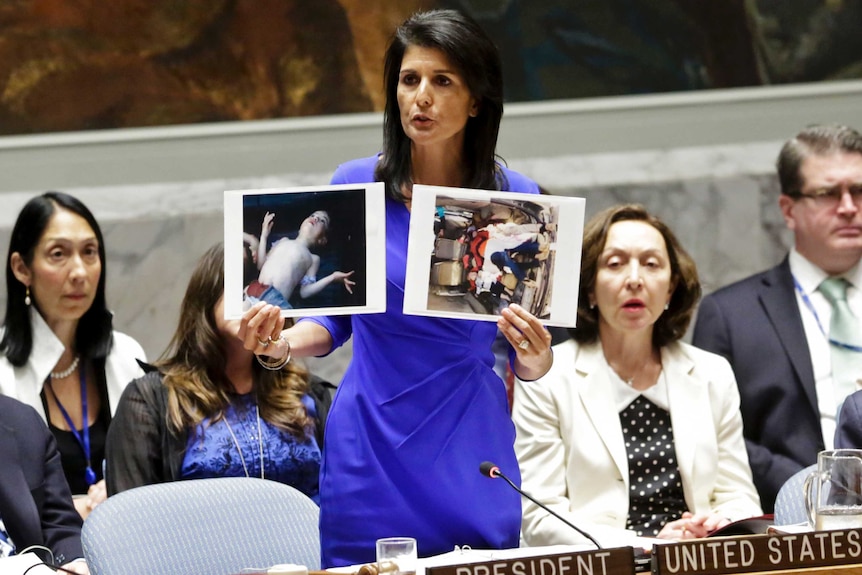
[0,0,859,136]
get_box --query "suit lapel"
[663,344,707,500]
[575,343,629,481]
[759,258,818,412]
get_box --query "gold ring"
[518,339,530,350]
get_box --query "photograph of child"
[224,184,385,319]
[404,185,584,327]
[245,209,355,309]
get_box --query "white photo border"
[224,183,386,319]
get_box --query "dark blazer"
[0,395,83,564]
[692,256,823,512]
[836,390,862,449]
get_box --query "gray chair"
[82,477,320,575]
[773,463,817,526]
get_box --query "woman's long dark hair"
[158,243,313,437]
[375,9,506,201]
[1,191,113,366]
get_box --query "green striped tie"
[819,277,862,402]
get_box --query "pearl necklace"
[223,404,265,479]
[51,355,80,380]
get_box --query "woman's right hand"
[239,301,288,358]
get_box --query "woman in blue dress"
[105,243,327,502]
[241,9,553,567]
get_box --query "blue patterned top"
[180,393,321,503]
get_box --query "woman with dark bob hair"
[512,204,761,547]
[105,243,328,503]
[0,191,146,518]
[240,9,553,567]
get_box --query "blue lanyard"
[793,275,862,353]
[47,367,98,486]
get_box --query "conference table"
[344,527,862,575]
[235,527,862,575]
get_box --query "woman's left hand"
[86,479,107,510]
[498,303,553,381]
[73,479,108,520]
[659,511,731,540]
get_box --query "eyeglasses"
[795,183,862,207]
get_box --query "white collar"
[789,248,862,293]
[28,309,69,381]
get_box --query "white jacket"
[512,339,762,547]
[0,310,146,421]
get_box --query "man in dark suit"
[836,389,862,449]
[693,124,862,512]
[0,394,89,573]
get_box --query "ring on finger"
[257,337,270,348]
[518,339,530,350]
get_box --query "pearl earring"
[664,302,670,310]
[24,286,31,307]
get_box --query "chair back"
[83,477,320,575]
[773,464,817,525]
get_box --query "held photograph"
[223,183,386,319]
[404,185,585,327]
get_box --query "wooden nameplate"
[652,527,862,575]
[424,546,636,575]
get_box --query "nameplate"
[425,547,635,575]
[652,528,862,575]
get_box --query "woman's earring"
[589,302,596,310]
[664,302,670,310]
[24,286,31,307]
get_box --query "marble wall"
[0,140,793,383]
[516,141,794,296]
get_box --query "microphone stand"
[482,463,603,549]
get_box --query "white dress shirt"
[789,249,862,449]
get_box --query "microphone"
[479,461,603,549]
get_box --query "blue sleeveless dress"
[306,155,539,567]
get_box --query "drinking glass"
[804,449,862,530]
[376,537,417,575]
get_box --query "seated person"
[0,394,89,573]
[246,210,354,308]
[835,389,862,448]
[512,204,762,547]
[462,221,549,277]
[0,191,146,520]
[489,241,542,282]
[106,243,330,503]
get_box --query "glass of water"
[805,449,862,530]
[376,537,417,575]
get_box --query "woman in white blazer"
[0,192,145,519]
[513,204,761,548]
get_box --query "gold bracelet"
[255,336,291,370]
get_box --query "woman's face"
[592,220,674,336]
[12,207,101,329]
[397,45,478,151]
